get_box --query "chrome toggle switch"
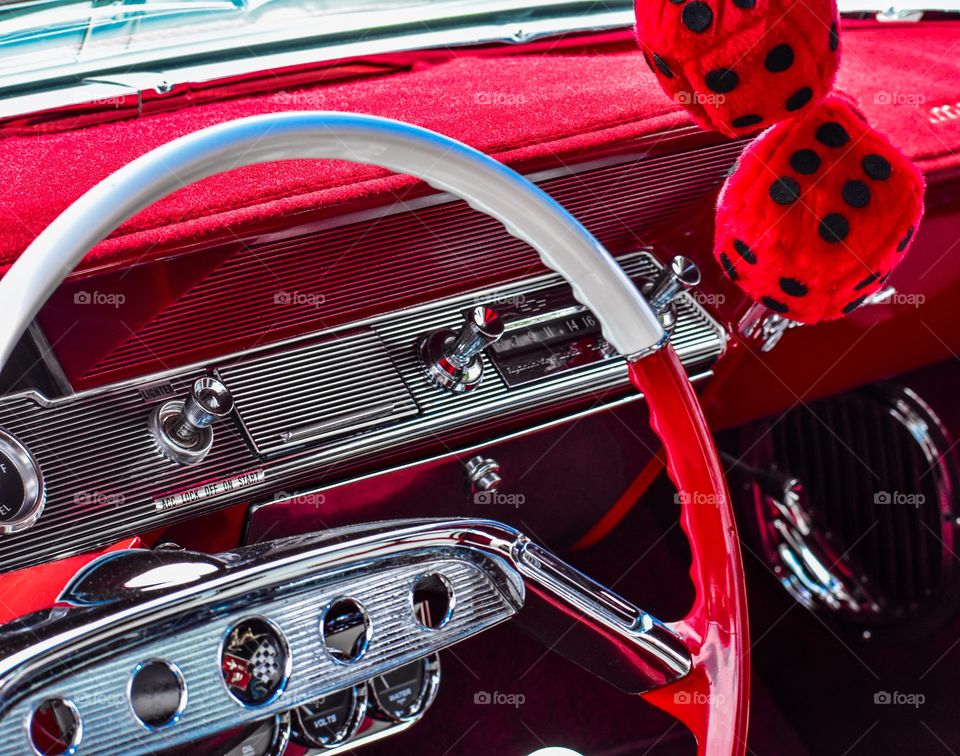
[642,255,701,332]
[149,376,235,465]
[418,306,504,393]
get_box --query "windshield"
[0,0,632,90]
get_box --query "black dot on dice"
[765,44,794,73]
[733,0,756,7]
[854,272,879,290]
[897,226,915,252]
[682,2,713,33]
[762,296,789,314]
[862,154,891,181]
[733,238,757,264]
[732,114,763,128]
[720,252,738,280]
[706,68,738,93]
[843,180,871,208]
[779,277,808,297]
[816,122,850,148]
[786,87,813,112]
[670,0,686,5]
[653,54,673,79]
[770,177,800,205]
[819,213,849,243]
[790,149,820,175]
[829,22,839,52]
[843,296,866,315]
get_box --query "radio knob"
[418,306,504,393]
[0,429,45,534]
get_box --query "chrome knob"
[418,306,504,393]
[170,377,235,442]
[149,376,234,465]
[644,256,701,314]
[465,456,502,493]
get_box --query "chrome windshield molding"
[0,519,689,754]
[0,6,633,116]
[0,112,664,381]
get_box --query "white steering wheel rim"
[0,112,666,372]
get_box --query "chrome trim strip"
[0,518,690,753]
[0,7,634,120]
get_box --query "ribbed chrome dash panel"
[219,329,418,455]
[0,251,725,573]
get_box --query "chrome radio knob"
[418,306,504,393]
[149,376,234,465]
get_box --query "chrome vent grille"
[80,141,745,383]
[757,386,959,630]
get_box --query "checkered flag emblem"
[249,640,281,685]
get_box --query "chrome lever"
[148,376,234,465]
[418,306,504,392]
[642,255,701,333]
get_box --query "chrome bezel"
[409,572,456,630]
[218,616,293,710]
[126,659,188,732]
[291,684,368,750]
[148,400,214,466]
[368,653,441,723]
[0,428,45,536]
[25,697,82,756]
[319,598,373,666]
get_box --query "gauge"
[0,428,44,534]
[219,617,291,707]
[291,684,367,749]
[368,654,440,722]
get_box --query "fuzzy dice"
[714,96,925,323]
[635,0,841,137]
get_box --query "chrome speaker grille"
[743,385,959,633]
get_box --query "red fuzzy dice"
[714,96,924,323]
[635,0,840,137]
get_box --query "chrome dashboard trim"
[0,518,690,754]
[0,251,724,571]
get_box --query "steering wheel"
[0,112,749,755]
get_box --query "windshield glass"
[0,0,631,89]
